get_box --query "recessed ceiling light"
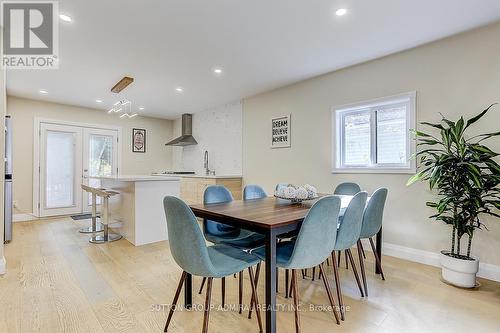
[59,14,72,22]
[175,87,184,93]
[335,8,347,16]
[96,99,103,103]
[39,89,48,94]
[139,106,145,110]
[213,67,223,75]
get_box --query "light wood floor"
[1,217,500,333]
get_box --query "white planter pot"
[440,250,479,288]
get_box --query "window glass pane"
[376,105,407,164]
[343,112,371,165]
[88,134,113,204]
[46,131,74,208]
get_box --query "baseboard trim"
[0,256,6,275]
[13,213,37,222]
[365,240,500,283]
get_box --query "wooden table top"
[190,197,316,229]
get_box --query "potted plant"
[407,104,500,288]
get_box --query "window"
[333,92,416,173]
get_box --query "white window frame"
[332,91,416,174]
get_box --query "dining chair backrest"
[334,191,368,250]
[275,183,290,192]
[285,196,341,269]
[334,182,361,195]
[163,196,215,277]
[203,185,237,236]
[243,185,267,200]
[360,188,388,239]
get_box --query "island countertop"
[90,175,181,182]
[151,173,242,179]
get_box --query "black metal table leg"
[375,227,382,274]
[184,273,193,309]
[265,229,277,333]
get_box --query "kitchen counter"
[151,173,242,179]
[92,174,181,182]
[90,175,180,246]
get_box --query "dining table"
[188,194,382,333]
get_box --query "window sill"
[331,167,416,175]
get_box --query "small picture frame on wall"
[271,114,291,148]
[132,128,146,153]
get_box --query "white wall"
[7,96,174,215]
[243,22,500,269]
[172,101,242,175]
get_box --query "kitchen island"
[90,175,180,246]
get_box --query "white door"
[39,122,120,217]
[39,123,83,216]
[82,128,119,212]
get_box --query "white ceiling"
[6,0,500,119]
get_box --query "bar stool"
[80,184,105,234]
[88,187,122,244]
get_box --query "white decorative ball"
[304,184,318,198]
[295,187,308,199]
[284,186,297,199]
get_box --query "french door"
[38,122,119,217]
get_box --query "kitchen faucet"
[204,150,210,175]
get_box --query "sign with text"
[1,1,59,69]
[271,114,290,148]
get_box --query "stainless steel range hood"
[165,113,198,146]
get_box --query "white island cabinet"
[90,175,180,246]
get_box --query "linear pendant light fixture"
[111,76,134,93]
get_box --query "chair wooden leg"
[291,270,301,333]
[289,272,294,299]
[346,249,365,297]
[369,237,385,280]
[238,271,243,314]
[248,267,263,333]
[221,277,226,307]
[202,278,213,333]
[337,251,341,268]
[345,250,349,269]
[248,262,261,319]
[326,258,330,266]
[285,269,290,298]
[318,264,340,324]
[331,252,345,321]
[357,240,368,297]
[312,266,316,281]
[199,277,206,295]
[358,240,367,259]
[301,269,306,279]
[164,271,187,332]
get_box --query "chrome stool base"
[89,233,122,243]
[79,222,104,234]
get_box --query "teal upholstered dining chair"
[243,184,268,200]
[200,185,265,309]
[334,182,361,269]
[331,191,368,321]
[356,188,388,296]
[203,185,265,249]
[162,196,263,333]
[334,182,361,195]
[252,196,342,332]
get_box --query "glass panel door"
[39,123,83,216]
[82,128,118,211]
